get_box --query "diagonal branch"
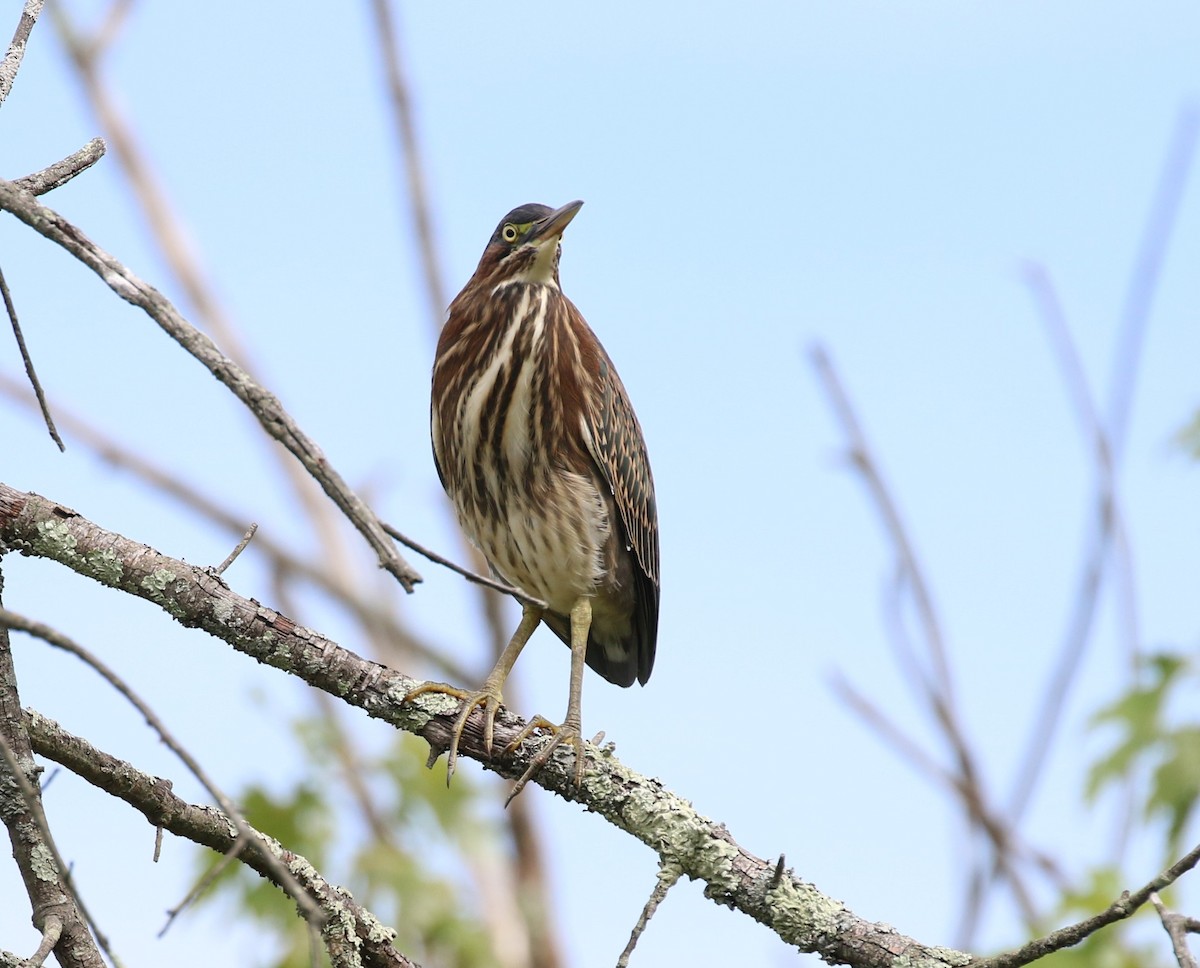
[24,708,418,968]
[13,137,106,196]
[0,0,43,106]
[0,372,466,683]
[973,840,1200,968]
[0,264,63,450]
[0,606,325,927]
[0,178,422,593]
[0,479,971,968]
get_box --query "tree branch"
[0,480,970,967]
[0,0,43,107]
[0,373,464,682]
[0,605,326,927]
[23,708,417,968]
[12,137,106,196]
[973,840,1200,968]
[0,558,105,968]
[0,178,422,593]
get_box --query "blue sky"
[3,3,1200,966]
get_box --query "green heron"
[408,200,659,798]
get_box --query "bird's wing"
[584,350,660,681]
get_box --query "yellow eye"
[501,223,519,243]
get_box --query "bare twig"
[86,0,135,59]
[1017,265,1140,857]
[1151,892,1200,968]
[1106,104,1199,462]
[831,673,956,793]
[0,606,326,927]
[52,5,365,596]
[832,673,1061,910]
[1006,103,1198,852]
[809,343,959,719]
[809,343,1035,941]
[13,137,107,196]
[0,179,422,592]
[22,914,62,968]
[367,0,446,323]
[0,0,43,106]
[0,264,63,450]
[159,844,245,938]
[383,521,547,609]
[213,522,257,576]
[617,862,681,967]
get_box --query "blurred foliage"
[1178,413,1200,458]
[1088,653,1200,860]
[191,711,506,968]
[1028,650,1200,967]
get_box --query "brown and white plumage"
[413,200,659,795]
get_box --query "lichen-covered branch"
[0,0,43,106]
[12,137,106,196]
[0,481,969,967]
[0,559,104,968]
[23,708,416,968]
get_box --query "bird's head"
[474,200,584,289]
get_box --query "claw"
[403,681,505,784]
[504,716,586,805]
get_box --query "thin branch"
[367,0,447,324]
[809,343,1029,942]
[0,0,43,106]
[1151,892,1199,968]
[52,4,365,591]
[1105,104,1199,463]
[831,672,956,794]
[86,0,135,59]
[0,606,326,927]
[0,178,422,592]
[617,862,681,967]
[1016,265,1141,850]
[809,343,960,723]
[974,840,1200,968]
[213,522,257,576]
[1005,101,1199,848]
[13,137,107,196]
[160,845,244,938]
[382,521,547,609]
[24,708,417,968]
[833,673,1059,913]
[0,264,63,450]
[21,914,62,968]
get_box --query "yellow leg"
[404,604,543,784]
[504,596,591,803]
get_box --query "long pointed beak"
[528,199,584,244]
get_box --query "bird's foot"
[503,715,586,805]
[403,681,504,785]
